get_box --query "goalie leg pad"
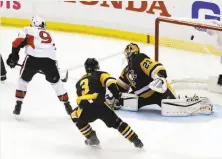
[120,93,138,111]
[161,97,213,116]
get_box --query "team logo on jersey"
[127,70,137,87]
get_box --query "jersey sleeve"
[12,28,28,55]
[116,67,130,92]
[100,72,119,99]
[140,57,167,79]
[12,28,27,48]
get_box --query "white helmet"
[30,15,46,28]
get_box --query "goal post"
[154,17,222,94]
[155,17,222,61]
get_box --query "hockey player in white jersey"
[193,20,222,86]
[6,16,73,116]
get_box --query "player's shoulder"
[76,74,87,86]
[95,71,110,76]
[19,27,37,36]
[134,53,149,61]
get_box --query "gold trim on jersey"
[71,107,83,119]
[167,82,176,97]
[139,90,155,98]
[106,78,116,87]
[100,73,111,87]
[152,66,165,79]
[76,93,98,105]
[140,58,161,77]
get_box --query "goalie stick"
[16,63,69,82]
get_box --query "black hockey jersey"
[76,71,118,105]
[117,53,167,98]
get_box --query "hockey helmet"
[84,58,100,73]
[124,43,140,60]
[30,15,46,28]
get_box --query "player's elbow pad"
[157,70,167,78]
[108,83,120,99]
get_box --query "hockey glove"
[105,93,123,110]
[148,77,167,94]
[7,53,19,68]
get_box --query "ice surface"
[0,27,222,159]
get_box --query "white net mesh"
[156,17,222,106]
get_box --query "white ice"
[0,27,222,159]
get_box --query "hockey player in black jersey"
[71,58,143,148]
[115,43,176,111]
[0,54,7,81]
[110,43,213,116]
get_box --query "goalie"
[107,43,213,116]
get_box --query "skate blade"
[14,114,23,121]
[87,144,101,149]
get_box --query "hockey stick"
[16,63,69,82]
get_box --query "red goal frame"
[154,17,222,61]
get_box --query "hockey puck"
[190,35,194,40]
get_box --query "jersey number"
[142,60,152,69]
[80,79,89,95]
[39,31,52,44]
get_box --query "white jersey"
[13,27,56,60]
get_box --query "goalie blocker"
[115,93,213,116]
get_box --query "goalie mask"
[84,58,100,73]
[124,43,140,62]
[30,15,46,28]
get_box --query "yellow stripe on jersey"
[106,78,116,87]
[139,90,155,98]
[71,107,83,119]
[76,93,98,104]
[100,73,111,87]
[153,66,165,77]
[140,58,161,77]
[167,82,176,97]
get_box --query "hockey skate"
[85,131,100,147]
[131,135,143,148]
[13,101,22,115]
[64,102,73,115]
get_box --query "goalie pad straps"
[161,96,213,116]
[120,93,139,111]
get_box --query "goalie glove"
[148,77,167,94]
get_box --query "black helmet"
[84,58,100,73]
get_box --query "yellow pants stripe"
[121,126,130,135]
[127,131,135,139]
[84,129,93,137]
[80,124,90,132]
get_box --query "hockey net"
[154,17,222,96]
